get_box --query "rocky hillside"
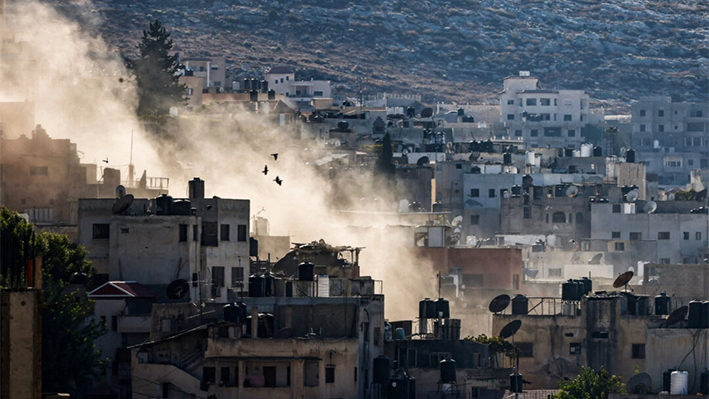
[50,0,708,107]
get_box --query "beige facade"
[0,289,42,399]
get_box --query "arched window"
[552,211,566,223]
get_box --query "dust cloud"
[0,1,436,319]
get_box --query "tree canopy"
[374,132,395,178]
[552,366,626,399]
[0,207,104,398]
[128,19,185,116]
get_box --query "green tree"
[0,207,104,398]
[128,19,185,116]
[466,334,519,369]
[552,366,626,399]
[374,132,395,178]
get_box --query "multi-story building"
[78,178,250,300]
[500,73,592,149]
[265,65,332,103]
[181,56,226,90]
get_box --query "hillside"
[48,0,708,107]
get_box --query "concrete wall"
[645,328,709,394]
[0,290,41,399]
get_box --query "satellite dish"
[627,373,652,394]
[402,148,409,155]
[499,320,522,339]
[666,305,688,326]
[565,186,579,197]
[625,190,639,202]
[111,194,134,214]
[420,107,433,118]
[588,253,603,265]
[489,294,511,313]
[643,201,657,214]
[166,279,190,300]
[612,271,634,289]
[451,215,463,227]
[620,147,627,155]
[115,185,126,198]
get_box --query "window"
[29,166,48,176]
[92,224,109,239]
[470,215,480,225]
[514,129,522,137]
[470,189,479,197]
[203,367,216,385]
[530,129,538,137]
[507,114,515,120]
[526,98,537,106]
[658,232,670,240]
[462,274,484,287]
[544,127,561,137]
[568,129,575,137]
[455,164,462,169]
[658,110,664,117]
[640,124,646,132]
[237,224,247,242]
[186,88,193,96]
[220,224,230,241]
[697,232,702,240]
[286,76,289,80]
[540,113,550,121]
[612,204,621,213]
[221,367,231,387]
[304,360,319,386]
[179,224,188,242]
[231,267,244,287]
[507,99,515,105]
[516,342,533,357]
[202,222,218,247]
[325,366,335,383]
[563,114,572,121]
[614,242,625,251]
[193,225,199,241]
[640,109,646,117]
[611,231,620,239]
[540,98,550,106]
[630,232,642,241]
[632,344,645,359]
[659,124,665,132]
[683,232,690,240]
[212,267,225,288]
[523,207,531,219]
[549,268,562,277]
[659,258,670,264]
[570,343,582,355]
[552,212,566,223]
[314,90,324,97]
[489,189,496,198]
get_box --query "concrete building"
[78,178,250,300]
[0,289,42,399]
[499,73,593,149]
[265,65,332,103]
[181,56,226,90]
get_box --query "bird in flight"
[271,153,278,161]
[262,165,269,175]
[103,158,109,163]
[274,176,282,186]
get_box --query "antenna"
[489,294,511,313]
[612,271,634,292]
[111,194,134,214]
[626,373,652,394]
[166,279,190,300]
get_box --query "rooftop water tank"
[373,356,390,384]
[688,300,703,328]
[655,293,671,316]
[435,298,450,318]
[419,298,436,319]
[511,295,528,315]
[440,358,456,383]
[670,370,688,395]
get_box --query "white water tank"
[670,370,688,394]
[399,199,410,213]
[581,143,593,157]
[317,275,329,297]
[526,151,535,165]
[572,150,581,157]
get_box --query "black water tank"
[562,280,580,301]
[260,80,268,93]
[249,90,258,102]
[250,78,258,91]
[188,178,205,199]
[262,313,274,337]
[511,185,521,196]
[593,146,602,157]
[373,356,390,384]
[250,237,258,257]
[432,202,443,213]
[435,298,450,319]
[625,293,638,315]
[510,373,523,393]
[565,148,573,157]
[511,295,528,315]
[248,274,264,297]
[503,152,512,165]
[155,194,173,215]
[263,272,275,297]
[419,298,436,319]
[663,368,676,392]
[440,358,456,383]
[224,303,240,323]
[702,301,709,329]
[655,293,671,315]
[242,78,249,92]
[298,262,314,281]
[579,277,593,296]
[268,89,276,100]
[172,200,192,215]
[388,376,410,399]
[636,296,649,316]
[701,369,709,394]
[626,148,636,163]
[688,300,703,328]
[70,272,88,285]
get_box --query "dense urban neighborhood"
[0,1,708,399]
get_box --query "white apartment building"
[265,65,332,102]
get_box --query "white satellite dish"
[451,215,463,227]
[566,186,579,197]
[625,189,639,202]
[643,201,657,214]
[115,185,126,198]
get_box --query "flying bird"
[274,176,282,186]
[262,165,269,175]
[271,153,278,161]
[103,158,109,163]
